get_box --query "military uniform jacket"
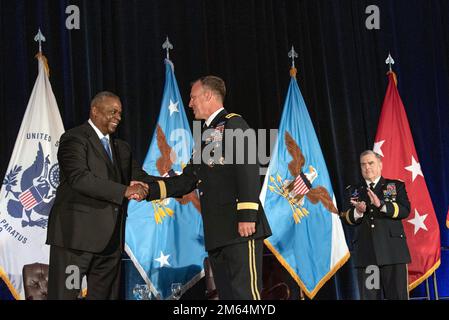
[342,177,411,267]
[148,109,272,251]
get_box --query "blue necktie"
[101,137,113,162]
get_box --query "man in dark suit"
[46,91,163,300]
[148,76,272,299]
[342,150,411,300]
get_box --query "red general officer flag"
[373,71,440,290]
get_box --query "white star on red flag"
[407,209,428,235]
[373,71,440,290]
[373,140,385,157]
[405,155,424,182]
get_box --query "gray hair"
[360,150,382,161]
[90,91,120,108]
[193,76,226,102]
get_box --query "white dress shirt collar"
[205,107,224,127]
[88,119,110,141]
[365,176,381,189]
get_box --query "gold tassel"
[290,67,297,78]
[35,52,50,78]
[387,70,397,86]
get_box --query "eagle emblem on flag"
[151,125,200,223]
[3,142,59,228]
[268,131,337,223]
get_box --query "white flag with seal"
[0,53,64,299]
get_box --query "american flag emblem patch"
[291,172,312,196]
[19,186,43,210]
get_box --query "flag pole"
[385,53,397,85]
[162,36,173,61]
[34,28,45,53]
[162,36,174,72]
[288,45,305,300]
[34,28,49,77]
[288,45,298,78]
[385,52,394,72]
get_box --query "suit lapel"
[110,138,124,183]
[83,123,116,171]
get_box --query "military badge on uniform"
[351,188,360,201]
[212,125,224,142]
[349,185,368,203]
[384,183,396,196]
[205,135,213,145]
[204,124,224,145]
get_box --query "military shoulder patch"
[225,113,241,119]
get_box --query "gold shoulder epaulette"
[225,113,241,119]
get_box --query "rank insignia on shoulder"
[225,113,241,119]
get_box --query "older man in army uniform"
[342,150,411,300]
[148,76,271,300]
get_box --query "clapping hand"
[125,181,149,201]
[366,188,381,208]
[350,199,366,214]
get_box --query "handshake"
[125,181,150,201]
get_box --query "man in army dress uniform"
[147,76,271,300]
[342,150,411,300]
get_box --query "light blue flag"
[125,59,207,300]
[260,68,349,299]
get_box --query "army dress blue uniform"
[148,109,272,300]
[342,177,411,299]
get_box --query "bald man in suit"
[46,92,164,299]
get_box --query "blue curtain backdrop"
[1,0,448,299]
